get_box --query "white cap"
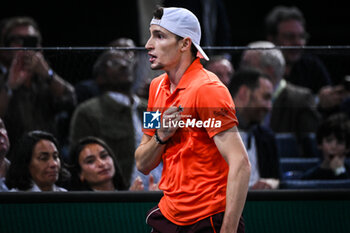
[150,7,209,61]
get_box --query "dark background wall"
[1,1,349,46]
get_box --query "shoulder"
[285,82,314,99]
[149,73,167,89]
[74,94,110,113]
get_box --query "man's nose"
[145,37,153,50]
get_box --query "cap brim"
[193,43,209,61]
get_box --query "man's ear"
[237,85,251,105]
[181,37,192,52]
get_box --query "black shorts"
[146,205,245,233]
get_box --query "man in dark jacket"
[229,68,280,189]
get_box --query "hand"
[329,155,345,171]
[148,174,159,191]
[22,50,51,79]
[129,176,144,191]
[251,180,273,190]
[7,51,33,89]
[318,85,347,109]
[157,105,182,142]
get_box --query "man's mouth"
[148,54,157,63]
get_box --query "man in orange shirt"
[135,7,250,233]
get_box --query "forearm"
[221,159,250,233]
[135,134,165,175]
[49,73,76,104]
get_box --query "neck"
[167,56,195,92]
[236,109,251,130]
[91,180,115,191]
[38,184,54,191]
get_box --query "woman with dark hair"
[6,130,69,191]
[68,136,130,191]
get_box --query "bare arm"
[135,106,182,174]
[135,133,166,175]
[213,126,251,233]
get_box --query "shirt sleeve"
[195,82,238,138]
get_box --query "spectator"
[0,17,76,154]
[240,41,320,139]
[204,55,234,86]
[68,136,129,191]
[0,117,10,191]
[75,37,137,104]
[69,53,162,188]
[265,5,332,95]
[302,113,350,180]
[229,68,279,189]
[6,130,69,191]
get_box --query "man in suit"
[229,68,280,189]
[240,41,320,138]
[69,51,161,188]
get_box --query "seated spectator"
[0,117,10,191]
[75,37,137,104]
[240,41,320,139]
[68,136,128,191]
[203,55,234,86]
[69,52,162,188]
[265,6,332,95]
[228,68,280,189]
[6,130,69,191]
[0,17,76,155]
[68,137,158,191]
[302,113,350,180]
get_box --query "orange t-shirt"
[143,58,238,225]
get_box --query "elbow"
[241,154,251,177]
[135,152,151,175]
[136,161,151,175]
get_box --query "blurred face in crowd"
[29,139,60,191]
[105,57,134,91]
[0,118,10,159]
[319,135,347,167]
[78,143,115,189]
[245,77,273,124]
[110,38,136,62]
[145,25,183,71]
[2,24,41,67]
[273,19,307,64]
[206,59,234,86]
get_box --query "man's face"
[206,59,234,86]
[274,19,307,64]
[2,25,41,66]
[0,119,10,159]
[104,57,134,91]
[246,77,273,124]
[145,25,183,71]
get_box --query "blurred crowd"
[0,4,350,192]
